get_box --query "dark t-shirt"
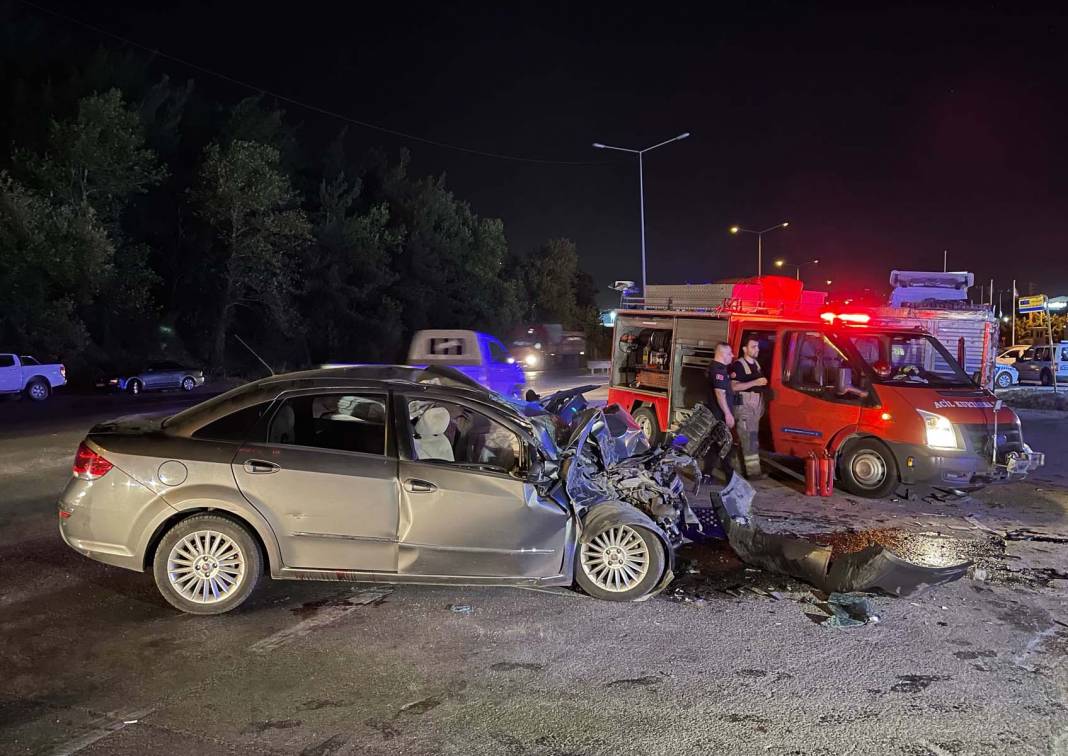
[707,361,735,420]
[730,357,765,394]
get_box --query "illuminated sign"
[1018,295,1047,313]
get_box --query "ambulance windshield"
[846,333,973,387]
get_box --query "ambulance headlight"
[917,410,960,450]
[525,354,539,367]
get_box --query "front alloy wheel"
[575,523,665,601]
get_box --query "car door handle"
[243,459,280,474]
[404,478,437,493]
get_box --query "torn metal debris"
[709,479,971,597]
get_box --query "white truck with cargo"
[0,354,67,401]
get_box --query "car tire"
[152,514,262,615]
[838,438,899,499]
[1041,369,1053,387]
[25,378,50,401]
[574,523,666,602]
[128,379,143,396]
[632,406,662,446]
[995,371,1013,389]
[181,376,196,392]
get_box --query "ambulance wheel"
[839,438,898,499]
[632,407,662,445]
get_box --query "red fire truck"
[607,276,1043,497]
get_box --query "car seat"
[269,404,296,445]
[414,407,454,462]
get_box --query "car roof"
[164,364,523,435]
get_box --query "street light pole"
[593,132,690,294]
[774,258,819,281]
[730,222,790,276]
[638,152,645,296]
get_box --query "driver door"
[768,331,863,458]
[394,395,568,579]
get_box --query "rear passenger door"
[232,390,399,572]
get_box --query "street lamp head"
[592,143,606,149]
[676,132,691,140]
[812,259,820,264]
[782,221,790,228]
[826,280,833,286]
[774,259,785,268]
[729,226,740,234]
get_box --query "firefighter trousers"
[735,396,763,478]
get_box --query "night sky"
[38,2,1068,306]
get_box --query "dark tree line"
[0,35,601,380]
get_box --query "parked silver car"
[59,366,697,614]
[100,361,205,395]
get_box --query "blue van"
[407,330,526,397]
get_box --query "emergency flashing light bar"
[820,311,872,324]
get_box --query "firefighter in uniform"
[730,336,768,478]
[704,342,736,483]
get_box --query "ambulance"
[607,276,1044,497]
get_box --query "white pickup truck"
[0,354,67,401]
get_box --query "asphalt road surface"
[1,382,1066,755]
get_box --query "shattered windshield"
[846,333,973,387]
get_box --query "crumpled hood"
[560,405,715,543]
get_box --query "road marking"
[249,587,392,654]
[49,707,155,756]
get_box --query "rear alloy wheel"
[181,376,196,391]
[575,524,665,601]
[153,514,261,615]
[128,379,143,396]
[632,407,662,446]
[839,439,898,499]
[995,371,1013,389]
[26,379,50,401]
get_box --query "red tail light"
[73,442,113,480]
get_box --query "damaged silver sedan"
[58,366,707,614]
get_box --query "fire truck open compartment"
[611,313,728,431]
[612,315,674,394]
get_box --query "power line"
[18,0,611,167]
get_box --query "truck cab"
[749,316,1042,496]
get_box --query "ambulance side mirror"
[836,366,852,394]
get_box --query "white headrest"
[337,395,358,414]
[416,406,450,436]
